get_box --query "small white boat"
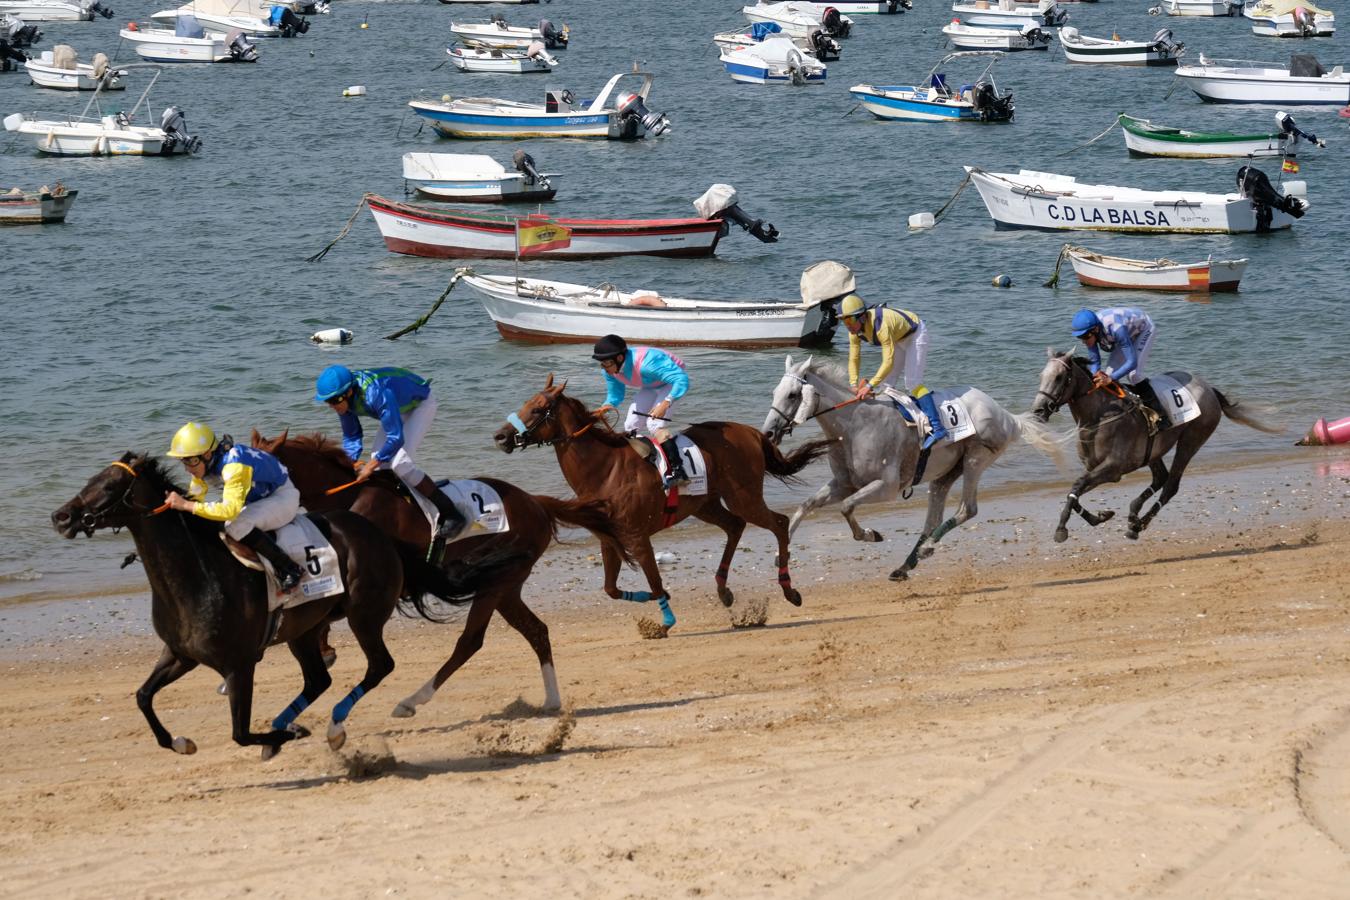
[0,183,76,223]
[24,46,124,89]
[119,18,258,63]
[943,20,1052,50]
[447,43,556,73]
[455,272,836,349]
[450,17,567,50]
[150,0,307,37]
[721,35,827,84]
[4,64,201,155]
[1118,111,1325,157]
[1175,53,1350,104]
[850,51,1014,122]
[964,166,1309,233]
[408,71,670,140]
[950,0,1067,30]
[808,0,907,12]
[1059,26,1184,65]
[0,0,111,21]
[1246,0,1333,36]
[1153,0,1238,16]
[401,150,559,202]
[714,22,841,61]
[1061,245,1249,292]
[743,2,852,39]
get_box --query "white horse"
[763,355,1051,581]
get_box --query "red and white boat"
[1064,245,1248,291]
[364,185,778,260]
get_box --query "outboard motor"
[271,5,308,38]
[970,80,1015,122]
[159,106,201,155]
[1236,165,1306,231]
[538,19,567,49]
[819,6,850,38]
[226,28,257,61]
[885,0,913,11]
[0,38,27,71]
[693,184,779,244]
[806,27,840,61]
[1276,110,1326,149]
[512,149,550,189]
[89,2,114,19]
[1292,5,1315,36]
[1151,27,1183,57]
[2,14,42,48]
[613,90,671,140]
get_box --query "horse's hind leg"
[731,494,801,607]
[693,501,747,607]
[327,598,396,749]
[392,594,498,718]
[1127,459,1170,535]
[1128,424,1215,539]
[495,588,561,710]
[136,645,200,754]
[891,462,965,582]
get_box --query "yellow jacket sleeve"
[194,462,251,522]
[186,476,208,501]
[847,331,862,386]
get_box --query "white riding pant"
[370,395,436,486]
[224,480,302,540]
[624,384,678,437]
[1107,326,1155,385]
[874,321,930,394]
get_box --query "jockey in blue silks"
[314,365,465,542]
[591,334,691,490]
[1072,307,1157,390]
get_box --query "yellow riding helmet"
[167,421,218,458]
[839,294,866,319]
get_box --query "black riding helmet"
[592,333,627,361]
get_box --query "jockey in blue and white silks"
[1072,307,1156,388]
[591,334,691,489]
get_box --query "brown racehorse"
[492,376,830,631]
[251,430,630,718]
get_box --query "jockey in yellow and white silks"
[163,421,305,592]
[591,334,692,490]
[840,294,947,449]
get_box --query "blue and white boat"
[720,36,827,84]
[407,72,670,140]
[849,51,1014,122]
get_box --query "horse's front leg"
[692,502,746,608]
[1055,463,1123,543]
[1127,459,1170,536]
[135,645,200,754]
[840,479,892,543]
[787,480,850,538]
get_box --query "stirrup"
[276,568,302,594]
[663,471,690,490]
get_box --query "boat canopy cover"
[750,21,782,40]
[175,13,204,36]
[1289,53,1325,77]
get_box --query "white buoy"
[908,212,935,230]
[342,85,366,98]
[311,328,353,345]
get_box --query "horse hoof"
[866,530,884,543]
[889,568,908,582]
[260,744,280,762]
[390,702,416,719]
[216,681,228,696]
[917,545,935,561]
[1097,510,1115,524]
[171,736,197,755]
[1054,528,1069,543]
[327,721,347,751]
[1125,530,1140,541]
[785,588,803,607]
[717,585,735,608]
[321,650,337,669]
[287,723,311,741]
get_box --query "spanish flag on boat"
[1282,158,1300,174]
[516,216,572,255]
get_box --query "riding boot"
[240,527,303,594]
[659,438,690,490]
[415,476,467,542]
[915,392,948,450]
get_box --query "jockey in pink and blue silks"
[591,334,692,490]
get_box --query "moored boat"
[0,183,76,223]
[401,150,559,202]
[1175,53,1350,104]
[450,17,566,50]
[964,165,1308,233]
[1061,245,1249,291]
[1154,0,1238,16]
[743,1,852,39]
[850,51,1014,122]
[455,271,837,348]
[447,43,557,73]
[943,20,1051,51]
[714,21,841,61]
[24,45,123,88]
[149,0,309,37]
[1118,111,1326,157]
[1059,26,1184,65]
[949,0,1067,30]
[119,18,258,63]
[720,35,827,84]
[1245,0,1333,36]
[0,0,111,21]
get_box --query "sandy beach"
[3,453,1349,898]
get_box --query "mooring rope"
[384,268,472,340]
[306,194,371,262]
[1043,243,1075,288]
[1053,116,1120,158]
[930,171,973,226]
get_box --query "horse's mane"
[124,451,186,494]
[280,432,356,470]
[557,392,633,448]
[804,357,851,389]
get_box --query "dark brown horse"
[51,454,468,760]
[251,429,630,718]
[492,376,830,631]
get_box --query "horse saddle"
[627,433,709,497]
[405,478,511,543]
[222,515,344,612]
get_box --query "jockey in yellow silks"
[840,294,948,449]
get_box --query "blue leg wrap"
[621,590,652,603]
[272,694,312,731]
[332,685,367,724]
[657,594,676,628]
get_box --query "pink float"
[1297,416,1350,446]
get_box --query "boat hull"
[850,85,1004,122]
[448,48,554,73]
[450,24,550,50]
[0,1,91,20]
[120,29,236,63]
[1163,0,1237,15]
[409,100,615,138]
[367,196,724,260]
[1068,250,1248,291]
[1061,41,1182,65]
[0,188,77,223]
[949,3,1067,29]
[1120,118,1288,157]
[1176,64,1350,104]
[408,177,558,202]
[149,9,279,37]
[942,23,1050,50]
[24,60,124,90]
[16,122,168,155]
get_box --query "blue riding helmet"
[314,365,356,402]
[1071,308,1101,338]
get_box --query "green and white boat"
[1118,111,1324,157]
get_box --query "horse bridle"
[768,373,811,440]
[78,460,162,534]
[505,396,595,449]
[1035,356,1077,417]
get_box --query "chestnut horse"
[251,430,630,718]
[492,377,830,631]
[51,454,469,760]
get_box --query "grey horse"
[1028,349,1280,542]
[763,355,1040,581]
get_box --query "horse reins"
[507,401,597,450]
[772,374,863,439]
[79,460,170,534]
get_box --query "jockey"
[1072,307,1156,389]
[313,364,466,542]
[592,334,691,490]
[163,422,305,593]
[840,293,947,449]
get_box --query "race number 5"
[304,545,322,576]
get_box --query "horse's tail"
[1215,388,1283,435]
[762,433,831,483]
[1011,411,1075,474]
[394,539,527,623]
[534,494,635,565]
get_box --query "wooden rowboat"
[0,185,77,223]
[1062,244,1249,291]
[1119,111,1325,157]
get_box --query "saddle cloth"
[631,434,709,496]
[408,479,511,543]
[227,515,344,612]
[1141,374,1201,429]
[883,387,977,445]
